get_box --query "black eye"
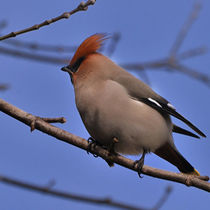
[71,56,85,73]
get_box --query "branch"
[0,0,96,41]
[30,116,66,131]
[0,98,209,192]
[167,62,210,86]
[120,46,210,87]
[152,185,172,210]
[0,174,160,210]
[106,32,121,57]
[3,39,77,53]
[0,46,68,65]
[170,0,202,56]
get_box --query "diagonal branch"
[0,0,96,41]
[0,46,68,64]
[0,98,209,192]
[3,39,77,53]
[0,174,159,210]
[167,62,210,86]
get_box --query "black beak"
[61,65,73,75]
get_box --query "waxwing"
[61,34,206,176]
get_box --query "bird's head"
[61,33,107,84]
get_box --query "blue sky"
[0,0,210,209]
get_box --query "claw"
[87,137,99,157]
[134,149,147,178]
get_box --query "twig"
[152,185,172,210]
[0,46,68,64]
[2,39,77,53]
[178,46,207,60]
[0,0,96,41]
[0,98,209,192]
[30,116,66,131]
[170,0,202,56]
[0,175,148,210]
[168,62,210,86]
[106,32,121,57]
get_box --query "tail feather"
[154,142,200,175]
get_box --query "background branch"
[0,0,96,41]
[169,0,202,56]
[2,39,77,53]
[0,174,172,210]
[0,98,209,192]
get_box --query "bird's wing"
[140,97,206,137]
[113,70,206,137]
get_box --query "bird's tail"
[154,142,200,176]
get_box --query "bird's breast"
[75,80,171,155]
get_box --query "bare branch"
[170,0,202,56]
[0,0,96,41]
[178,46,207,60]
[30,116,66,131]
[152,185,172,210]
[106,32,121,57]
[3,39,77,53]
[0,98,209,192]
[168,62,210,86]
[0,174,147,210]
[0,46,68,65]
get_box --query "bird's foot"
[87,137,103,157]
[105,137,119,167]
[134,150,147,178]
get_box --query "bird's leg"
[134,149,147,178]
[108,137,119,154]
[105,137,119,167]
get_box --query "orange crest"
[70,34,107,66]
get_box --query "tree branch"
[0,98,209,192]
[169,0,202,56]
[0,174,171,210]
[0,46,68,64]
[2,39,77,53]
[0,0,96,41]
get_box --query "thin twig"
[178,46,207,60]
[30,116,66,131]
[0,46,68,64]
[0,0,96,41]
[0,175,146,210]
[168,62,210,86]
[0,99,209,192]
[2,39,77,53]
[106,32,121,57]
[152,185,172,210]
[170,0,202,56]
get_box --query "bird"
[61,33,206,176]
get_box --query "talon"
[105,137,119,167]
[87,137,99,157]
[134,149,147,178]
